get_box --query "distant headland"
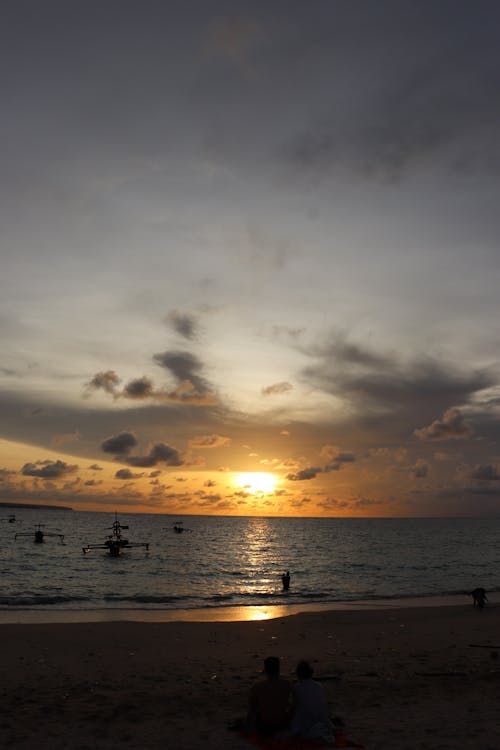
[0,502,73,512]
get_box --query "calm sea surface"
[1,510,499,613]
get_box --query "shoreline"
[0,591,496,624]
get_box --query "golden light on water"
[235,472,278,495]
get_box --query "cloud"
[100,431,183,468]
[165,309,198,340]
[326,453,356,471]
[189,434,232,449]
[153,349,218,405]
[153,350,206,391]
[123,377,155,399]
[21,459,78,479]
[125,442,183,468]
[85,370,121,396]
[86,348,218,407]
[320,445,356,471]
[287,467,322,481]
[262,381,293,396]
[101,432,138,455]
[115,468,143,480]
[300,334,492,425]
[414,408,473,441]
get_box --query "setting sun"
[235,472,278,495]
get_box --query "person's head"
[296,660,314,680]
[263,656,280,677]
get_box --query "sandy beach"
[1,602,499,750]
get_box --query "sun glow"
[236,472,278,494]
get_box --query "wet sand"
[1,602,499,749]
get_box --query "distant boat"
[166,520,192,534]
[82,512,150,557]
[15,523,65,544]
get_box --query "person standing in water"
[282,571,291,591]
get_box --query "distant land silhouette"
[0,502,73,511]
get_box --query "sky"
[2,0,500,517]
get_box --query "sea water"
[0,510,499,614]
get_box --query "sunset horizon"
[2,2,500,519]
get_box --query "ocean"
[1,510,499,617]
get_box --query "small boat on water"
[82,513,150,556]
[166,521,191,534]
[15,523,65,544]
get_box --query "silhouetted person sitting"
[247,656,294,737]
[291,660,334,743]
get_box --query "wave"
[0,595,89,607]
[103,594,191,604]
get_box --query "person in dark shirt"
[247,656,294,736]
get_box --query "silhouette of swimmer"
[282,571,291,591]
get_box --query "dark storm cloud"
[414,408,473,441]
[21,459,78,479]
[165,310,198,340]
[101,432,138,455]
[125,443,183,468]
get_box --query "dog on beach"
[471,587,488,609]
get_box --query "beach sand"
[1,603,499,749]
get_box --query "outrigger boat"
[15,523,64,544]
[82,513,150,556]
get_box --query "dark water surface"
[1,510,498,614]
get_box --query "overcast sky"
[2,0,500,516]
